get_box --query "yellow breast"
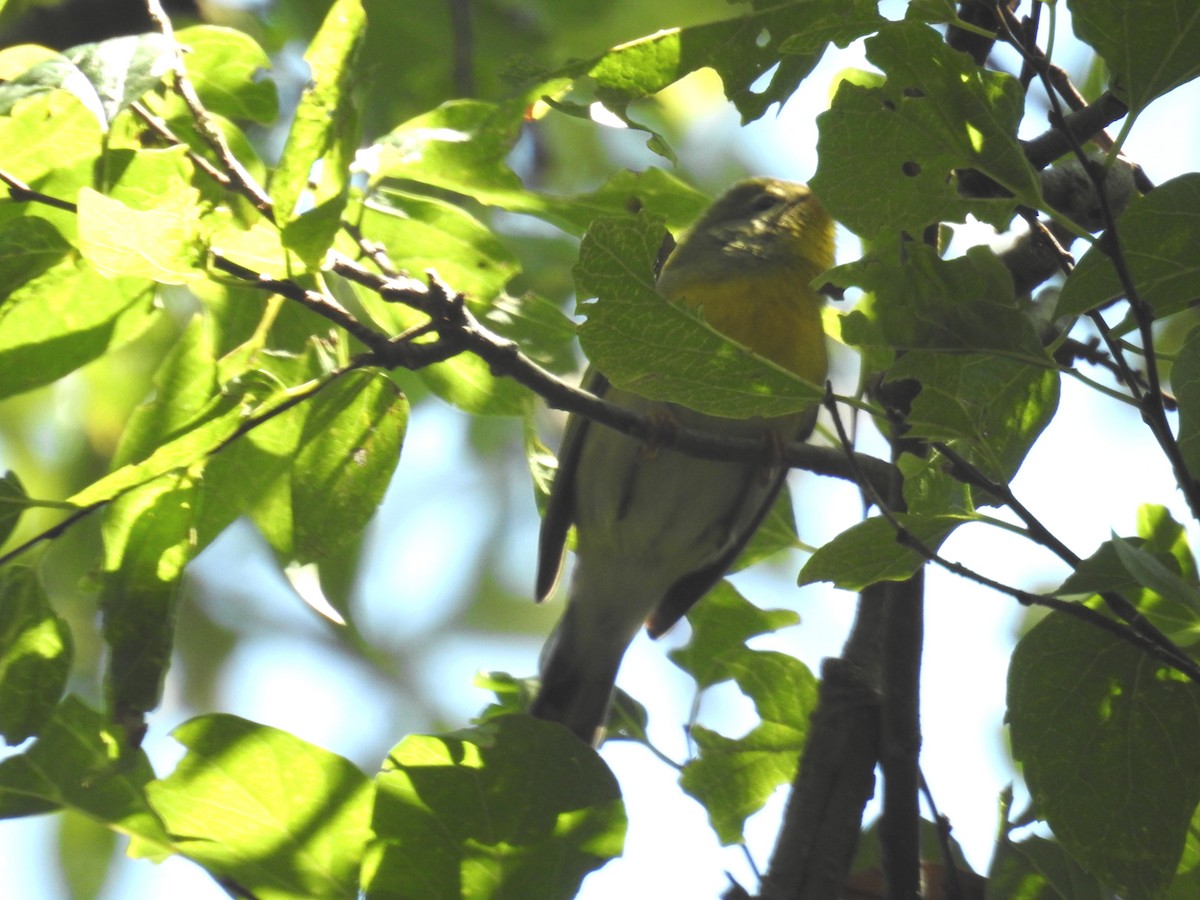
[666,272,828,386]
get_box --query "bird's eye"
[750,193,782,213]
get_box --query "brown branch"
[758,649,881,899]
[823,393,1200,684]
[879,569,924,900]
[327,257,896,489]
[993,7,1200,521]
[0,167,78,212]
[1022,93,1129,171]
[825,387,923,900]
[932,441,1198,676]
[0,170,894,536]
[130,100,233,189]
[144,0,275,219]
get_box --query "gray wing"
[535,368,610,601]
[645,405,817,637]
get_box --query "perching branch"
[0,167,895,566]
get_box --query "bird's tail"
[529,590,639,746]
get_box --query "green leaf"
[99,474,199,734]
[147,714,373,899]
[734,484,802,571]
[679,653,816,844]
[813,21,1038,238]
[0,54,102,121]
[63,34,173,124]
[66,371,288,507]
[574,212,822,418]
[666,584,815,843]
[415,351,535,418]
[1055,541,1145,600]
[0,470,28,547]
[356,190,521,302]
[291,371,408,564]
[370,98,526,205]
[815,77,975,237]
[364,715,625,899]
[370,103,708,235]
[0,214,71,296]
[669,581,799,690]
[472,671,539,722]
[112,315,220,470]
[176,25,278,123]
[0,36,171,129]
[195,377,308,557]
[1111,535,1200,616]
[681,704,808,845]
[1165,809,1200,899]
[1175,325,1200,480]
[898,450,971,518]
[988,832,1118,900]
[208,215,298,279]
[799,513,964,590]
[867,21,1039,204]
[0,247,155,400]
[1058,174,1200,319]
[58,809,121,900]
[1139,504,1199,583]
[887,351,1060,483]
[0,567,72,744]
[1176,328,1200,480]
[832,243,1059,481]
[554,167,710,236]
[0,87,102,231]
[0,695,171,856]
[1008,611,1200,898]
[1067,0,1200,114]
[903,0,966,26]
[582,0,883,126]
[1055,511,1200,648]
[480,290,579,375]
[273,0,365,264]
[77,185,205,283]
[836,243,1043,357]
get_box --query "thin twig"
[0,363,366,566]
[823,393,1200,684]
[995,4,1200,520]
[0,502,106,567]
[130,100,233,188]
[144,0,275,219]
[210,252,390,351]
[329,257,897,488]
[0,167,78,212]
[1022,93,1128,170]
[919,772,965,900]
[0,168,893,498]
[931,441,1199,672]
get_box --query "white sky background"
[3,3,1200,898]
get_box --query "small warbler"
[530,178,834,744]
